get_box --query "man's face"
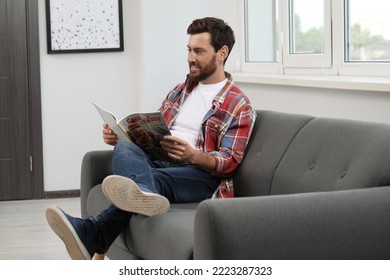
[187,32,219,83]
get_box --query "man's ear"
[218,45,229,62]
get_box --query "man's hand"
[161,135,216,173]
[160,135,196,163]
[102,123,118,146]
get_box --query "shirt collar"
[182,71,234,104]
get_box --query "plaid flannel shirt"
[158,75,257,198]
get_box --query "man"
[46,17,256,260]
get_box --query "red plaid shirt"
[159,75,256,198]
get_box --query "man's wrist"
[190,150,216,173]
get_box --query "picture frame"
[45,0,124,54]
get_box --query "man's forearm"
[189,150,216,173]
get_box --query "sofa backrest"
[233,110,390,197]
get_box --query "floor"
[0,197,80,260]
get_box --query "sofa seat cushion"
[127,203,198,259]
[86,184,198,259]
[86,184,111,216]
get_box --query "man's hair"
[187,17,235,64]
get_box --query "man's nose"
[187,51,196,62]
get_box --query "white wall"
[38,0,138,192]
[139,0,237,111]
[239,83,390,124]
[38,0,235,191]
[38,0,390,192]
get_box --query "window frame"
[337,0,390,77]
[282,0,332,69]
[240,0,282,74]
[239,0,390,78]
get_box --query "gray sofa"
[80,110,390,259]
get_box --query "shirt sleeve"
[209,102,257,177]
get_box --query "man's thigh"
[151,166,220,203]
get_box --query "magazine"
[92,102,172,161]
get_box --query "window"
[242,0,390,77]
[282,0,332,68]
[244,0,277,63]
[290,0,324,54]
[345,0,390,62]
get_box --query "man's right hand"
[103,123,118,146]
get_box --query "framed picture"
[45,0,124,54]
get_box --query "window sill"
[231,72,390,93]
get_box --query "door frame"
[26,0,44,199]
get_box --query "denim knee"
[112,141,154,178]
[113,141,143,156]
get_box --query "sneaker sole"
[102,175,170,216]
[45,206,91,260]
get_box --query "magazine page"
[92,102,172,161]
[118,112,172,161]
[92,102,130,142]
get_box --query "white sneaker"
[102,175,170,216]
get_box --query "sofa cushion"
[233,110,314,197]
[86,184,198,259]
[86,184,111,217]
[127,203,198,259]
[271,118,390,194]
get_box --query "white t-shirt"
[170,79,228,148]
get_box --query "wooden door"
[0,0,43,200]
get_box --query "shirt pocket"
[205,116,223,133]
[204,116,228,149]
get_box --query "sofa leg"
[92,253,105,260]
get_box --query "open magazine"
[92,102,172,162]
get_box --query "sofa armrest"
[80,150,113,216]
[193,186,390,259]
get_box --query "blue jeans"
[96,141,221,252]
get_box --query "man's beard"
[188,54,217,82]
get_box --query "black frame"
[45,0,124,54]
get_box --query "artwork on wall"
[45,0,124,54]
